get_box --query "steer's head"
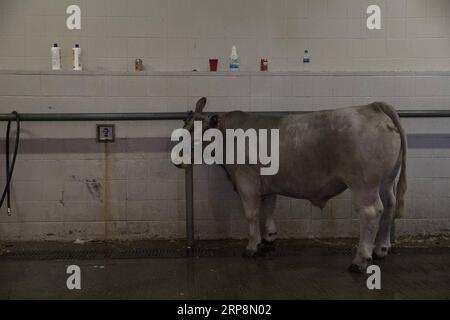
[182,97,218,132]
[173,97,219,168]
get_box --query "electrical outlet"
[96,124,115,143]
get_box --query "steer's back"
[220,103,403,201]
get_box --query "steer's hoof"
[259,239,276,253]
[348,264,365,274]
[373,247,389,260]
[372,252,384,260]
[348,256,372,273]
[242,249,259,258]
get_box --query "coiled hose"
[0,111,20,215]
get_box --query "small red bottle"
[260,59,268,72]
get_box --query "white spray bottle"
[51,43,61,71]
[72,44,82,71]
[229,45,240,71]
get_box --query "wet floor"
[0,240,448,299]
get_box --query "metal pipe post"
[185,164,194,250]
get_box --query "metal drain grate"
[0,245,355,260]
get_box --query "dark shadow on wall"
[0,134,449,154]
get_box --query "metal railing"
[1,110,450,122]
[1,109,450,248]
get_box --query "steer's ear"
[208,115,219,128]
[195,97,207,113]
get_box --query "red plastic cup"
[209,59,218,72]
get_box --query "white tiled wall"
[0,71,449,240]
[1,0,450,71]
[0,0,449,241]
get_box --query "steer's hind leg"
[261,195,277,252]
[374,182,396,259]
[262,195,277,243]
[349,189,384,273]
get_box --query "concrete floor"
[0,239,449,299]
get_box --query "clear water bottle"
[303,50,310,71]
[229,45,240,71]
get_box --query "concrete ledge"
[2,70,450,76]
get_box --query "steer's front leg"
[237,185,262,257]
[242,197,262,256]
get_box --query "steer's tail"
[374,102,407,218]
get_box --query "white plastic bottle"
[229,45,240,71]
[51,43,61,71]
[72,44,82,71]
[303,49,310,71]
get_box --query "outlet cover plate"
[96,124,115,143]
